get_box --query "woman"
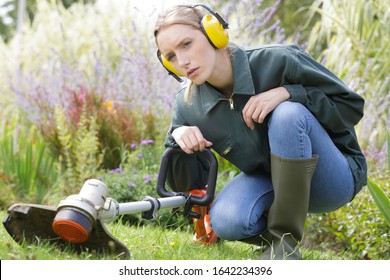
[154,4,367,259]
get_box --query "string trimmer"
[2,148,217,259]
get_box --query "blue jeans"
[210,101,355,241]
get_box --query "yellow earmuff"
[157,50,183,82]
[157,4,229,82]
[160,53,182,77]
[200,13,229,49]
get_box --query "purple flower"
[127,183,137,188]
[140,139,154,145]
[143,175,152,184]
[108,168,122,174]
[130,143,137,149]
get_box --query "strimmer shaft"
[119,196,187,214]
[100,195,188,221]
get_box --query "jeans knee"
[269,101,307,129]
[210,208,268,241]
[209,202,244,240]
[208,172,273,240]
[209,188,273,241]
[268,101,314,157]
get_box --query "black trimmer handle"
[156,147,218,206]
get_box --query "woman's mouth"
[187,68,199,78]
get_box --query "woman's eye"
[183,41,191,48]
[167,54,176,62]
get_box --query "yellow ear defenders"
[157,4,229,82]
[195,4,229,49]
[157,49,183,82]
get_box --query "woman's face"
[156,24,217,84]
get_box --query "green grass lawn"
[0,210,353,260]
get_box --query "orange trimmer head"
[3,203,130,259]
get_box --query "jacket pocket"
[212,138,236,160]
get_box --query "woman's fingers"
[172,126,213,154]
[242,87,290,129]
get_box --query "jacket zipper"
[219,93,235,110]
[229,98,234,110]
[220,94,265,165]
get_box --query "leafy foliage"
[213,0,287,45]
[0,0,97,42]
[54,104,103,195]
[2,0,179,169]
[0,114,58,205]
[366,131,390,225]
[367,178,390,225]
[305,0,390,151]
[305,187,390,260]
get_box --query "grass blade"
[367,177,390,225]
[387,130,390,173]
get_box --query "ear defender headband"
[157,4,229,82]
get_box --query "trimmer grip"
[156,148,218,206]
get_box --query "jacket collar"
[195,46,255,113]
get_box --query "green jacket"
[165,44,367,196]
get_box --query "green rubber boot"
[260,153,318,260]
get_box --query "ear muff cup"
[160,53,182,77]
[200,14,229,49]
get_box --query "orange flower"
[104,100,115,114]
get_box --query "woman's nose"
[177,52,190,67]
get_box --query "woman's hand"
[172,126,213,154]
[242,87,291,129]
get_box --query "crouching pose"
[154,4,367,259]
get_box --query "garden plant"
[0,0,388,260]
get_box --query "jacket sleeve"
[282,46,365,134]
[163,92,210,192]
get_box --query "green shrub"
[2,0,178,170]
[54,104,103,196]
[306,186,389,260]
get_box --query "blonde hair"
[154,5,233,102]
[154,5,205,44]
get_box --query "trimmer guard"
[2,203,130,259]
